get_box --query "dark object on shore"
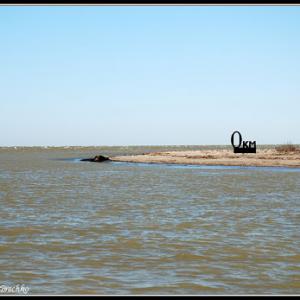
[81,155,110,162]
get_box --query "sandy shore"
[111,149,300,168]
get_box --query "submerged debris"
[81,155,110,162]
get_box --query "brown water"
[0,146,300,295]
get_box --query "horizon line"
[1,143,297,148]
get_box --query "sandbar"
[111,149,300,168]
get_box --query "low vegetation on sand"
[275,143,299,153]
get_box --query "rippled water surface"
[1,146,300,294]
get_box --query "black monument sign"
[231,131,256,153]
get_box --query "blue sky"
[0,5,299,146]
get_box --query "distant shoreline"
[1,144,299,149]
[111,149,300,168]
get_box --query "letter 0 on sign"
[231,131,242,148]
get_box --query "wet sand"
[111,149,300,168]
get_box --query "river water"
[0,146,299,295]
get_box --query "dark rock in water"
[81,155,110,162]
[93,155,110,162]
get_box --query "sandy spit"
[111,149,300,168]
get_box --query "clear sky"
[0,5,299,146]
